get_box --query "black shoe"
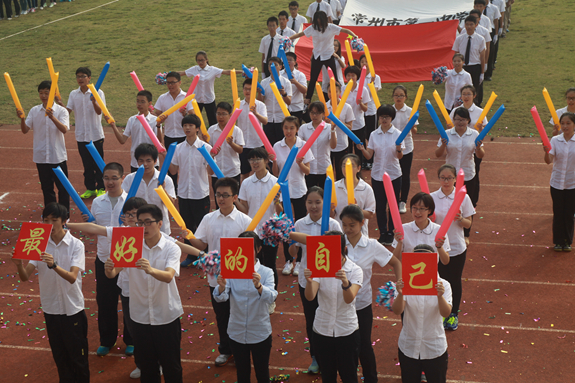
[485,77,492,81]
[554,244,563,252]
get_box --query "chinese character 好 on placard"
[111,227,144,267]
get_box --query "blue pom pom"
[260,213,294,247]
[279,36,293,50]
[193,250,220,276]
[350,37,365,52]
[375,281,396,311]
[155,72,168,85]
[431,66,448,85]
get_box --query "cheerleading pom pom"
[279,36,293,50]
[375,281,396,311]
[431,66,448,85]
[193,250,221,276]
[350,37,365,51]
[260,213,294,247]
[155,72,168,85]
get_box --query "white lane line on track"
[0,192,9,203]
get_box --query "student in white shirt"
[357,105,404,245]
[343,65,371,165]
[391,86,419,214]
[290,11,357,104]
[467,9,492,77]
[259,17,281,79]
[214,231,278,383]
[177,51,232,127]
[431,165,475,331]
[18,80,70,212]
[58,67,105,198]
[105,204,184,382]
[208,102,245,209]
[359,54,381,170]
[440,54,473,112]
[13,203,89,382]
[333,154,375,236]
[302,231,362,381]
[328,0,343,24]
[550,88,575,136]
[283,52,308,123]
[187,177,253,367]
[482,0,501,82]
[288,187,342,374]
[341,205,401,383]
[543,113,575,252]
[288,1,308,33]
[277,10,297,41]
[392,244,452,383]
[153,72,194,192]
[326,81,355,179]
[305,0,334,23]
[321,39,346,102]
[299,101,337,188]
[107,90,160,173]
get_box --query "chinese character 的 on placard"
[110,227,144,267]
[13,222,53,261]
[307,235,341,278]
[401,252,438,296]
[220,237,254,279]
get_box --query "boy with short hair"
[343,65,370,165]
[187,177,252,367]
[259,17,280,79]
[328,0,342,24]
[306,0,333,23]
[12,203,89,382]
[18,80,70,212]
[58,67,106,198]
[277,10,296,44]
[288,1,308,33]
[326,81,355,179]
[282,52,308,123]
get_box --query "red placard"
[13,222,53,261]
[220,237,254,279]
[306,235,342,278]
[402,252,438,296]
[110,227,144,267]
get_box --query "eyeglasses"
[166,81,180,85]
[248,158,263,163]
[411,207,429,213]
[136,220,158,227]
[439,176,455,181]
[216,193,234,199]
[309,111,322,116]
[567,97,575,101]
[125,213,137,218]
[76,75,88,79]
[216,112,229,117]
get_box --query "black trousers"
[331,148,349,180]
[463,174,479,238]
[211,174,241,210]
[398,348,448,383]
[371,176,402,238]
[77,139,104,191]
[314,329,360,383]
[283,196,306,262]
[357,305,378,383]
[95,257,129,347]
[0,0,20,18]
[291,110,305,125]
[551,187,575,246]
[132,317,183,383]
[298,284,318,358]
[229,335,272,383]
[179,196,211,261]
[262,244,279,289]
[485,32,496,79]
[164,136,186,193]
[463,64,482,106]
[197,101,218,128]
[348,126,366,165]
[120,295,140,369]
[365,115,376,164]
[306,55,338,101]
[438,250,466,314]
[209,286,232,355]
[399,152,413,203]
[45,310,90,383]
[305,173,327,190]
[36,162,70,212]
[263,122,284,147]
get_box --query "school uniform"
[259,34,280,78]
[548,133,575,246]
[288,14,308,33]
[261,75,293,145]
[31,230,89,382]
[276,26,296,39]
[343,82,371,164]
[124,236,184,382]
[392,220,452,256]
[368,126,405,241]
[484,3,501,80]
[184,65,224,126]
[195,207,252,357]
[392,105,419,205]
[67,86,106,191]
[334,178,376,237]
[298,121,335,188]
[213,261,278,383]
[303,23,342,101]
[327,102,355,179]
[363,74,381,159]
[328,0,343,23]
[237,99,268,174]
[452,32,486,106]
[281,68,307,119]
[321,55,346,97]
[26,103,70,211]
[443,69,473,111]
[306,0,334,20]
[396,277,452,383]
[550,106,572,125]
[312,258,363,382]
[123,112,160,172]
[346,235,392,383]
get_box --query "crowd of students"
[0,0,68,20]
[11,0,575,382]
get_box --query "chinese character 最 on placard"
[111,227,144,267]
[307,235,341,278]
[401,252,438,296]
[13,222,53,261]
[220,237,254,279]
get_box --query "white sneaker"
[282,261,293,275]
[292,262,301,276]
[399,201,407,214]
[268,301,276,314]
[129,368,141,379]
[215,353,232,366]
[49,2,54,7]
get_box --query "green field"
[1,0,574,137]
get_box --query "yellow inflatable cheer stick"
[475,92,498,130]
[87,84,114,123]
[368,82,380,109]
[4,73,25,118]
[192,99,210,141]
[270,82,290,117]
[156,94,195,122]
[363,44,376,78]
[46,57,61,99]
[433,90,453,126]
[155,185,195,239]
[326,165,337,207]
[316,82,329,112]
[408,84,424,120]
[543,88,560,126]
[46,72,59,115]
[344,39,354,68]
[345,158,355,205]
[335,79,354,118]
[231,69,238,102]
[246,183,281,231]
[249,68,259,109]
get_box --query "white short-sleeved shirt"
[172,138,211,200]
[493,0,506,13]
[121,169,176,235]
[298,122,334,174]
[208,123,245,178]
[237,99,268,148]
[91,190,128,262]
[154,90,193,138]
[261,76,294,123]
[195,207,252,287]
[312,258,362,337]
[125,236,183,325]
[368,126,405,181]
[437,127,480,181]
[396,277,452,360]
[343,83,371,130]
[550,107,572,125]
[259,34,280,64]
[462,16,492,31]
[392,105,419,155]
[392,220,451,257]
[30,231,85,316]
[334,178,376,236]
[364,74,382,116]
[327,102,355,152]
[273,137,315,199]
[295,215,342,288]
[306,0,334,21]
[452,33,486,66]
[328,0,342,20]
[346,235,392,311]
[431,189,475,256]
[322,55,346,93]
[184,65,224,104]
[485,3,501,26]
[449,104,488,130]
[123,113,160,169]
[443,69,473,111]
[238,172,279,233]
[548,133,575,190]
[303,23,342,60]
[66,87,105,142]
[26,103,70,164]
[277,26,296,39]
[288,14,308,33]
[282,69,307,112]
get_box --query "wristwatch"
[48,261,58,270]
[342,280,352,290]
[198,250,205,258]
